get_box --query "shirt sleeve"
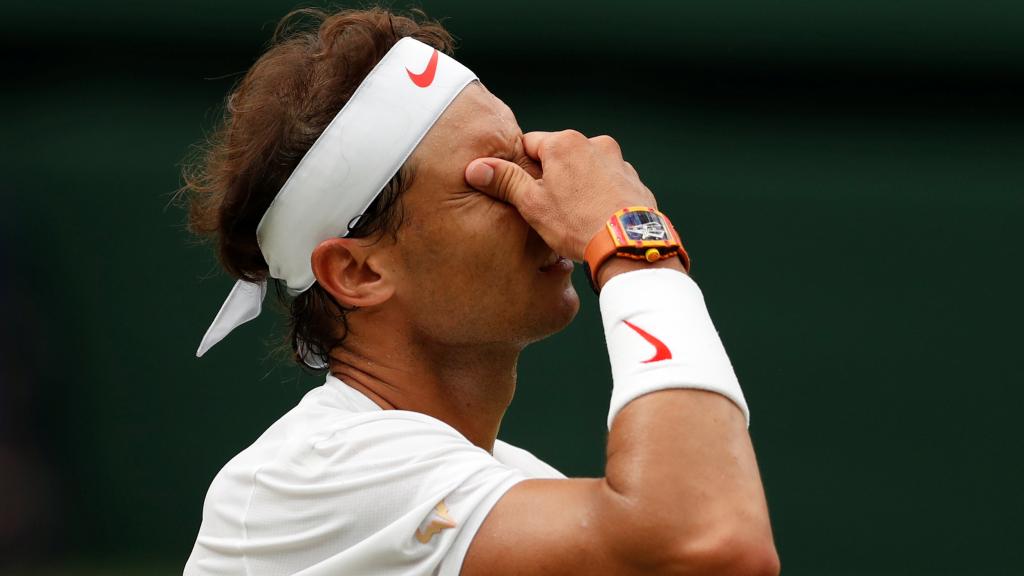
[188,410,528,576]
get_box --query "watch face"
[620,210,668,241]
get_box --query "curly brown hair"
[180,6,455,368]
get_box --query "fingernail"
[467,161,494,187]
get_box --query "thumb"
[465,158,539,206]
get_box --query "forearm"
[604,392,773,560]
[596,263,777,573]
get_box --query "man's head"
[311,82,580,351]
[183,7,579,367]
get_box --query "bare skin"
[312,81,779,575]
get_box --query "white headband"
[196,37,478,365]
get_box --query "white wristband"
[599,268,750,429]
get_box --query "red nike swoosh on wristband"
[406,49,439,88]
[624,320,673,363]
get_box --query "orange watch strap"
[583,223,619,281]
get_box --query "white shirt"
[185,375,564,576]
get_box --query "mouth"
[539,251,573,273]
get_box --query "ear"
[311,238,395,308]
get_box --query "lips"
[539,251,573,273]
[540,251,561,268]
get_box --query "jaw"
[516,281,581,347]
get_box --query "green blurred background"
[2,0,1022,574]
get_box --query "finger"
[465,158,541,207]
[521,131,554,161]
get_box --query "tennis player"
[182,7,778,575]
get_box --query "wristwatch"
[583,206,690,293]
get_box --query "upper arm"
[460,391,779,576]
[460,478,671,576]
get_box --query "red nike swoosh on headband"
[623,320,673,363]
[407,49,439,88]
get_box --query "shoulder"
[493,440,566,479]
[188,400,527,576]
[213,404,503,498]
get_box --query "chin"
[557,283,582,324]
[522,282,581,345]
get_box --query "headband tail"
[196,279,268,358]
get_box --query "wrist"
[598,268,749,430]
[595,256,687,291]
[583,206,690,293]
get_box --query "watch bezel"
[606,207,680,250]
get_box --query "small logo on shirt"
[416,500,457,543]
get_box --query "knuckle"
[591,134,622,155]
[537,138,562,159]
[559,129,587,142]
[541,129,587,159]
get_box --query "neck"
[328,314,520,453]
